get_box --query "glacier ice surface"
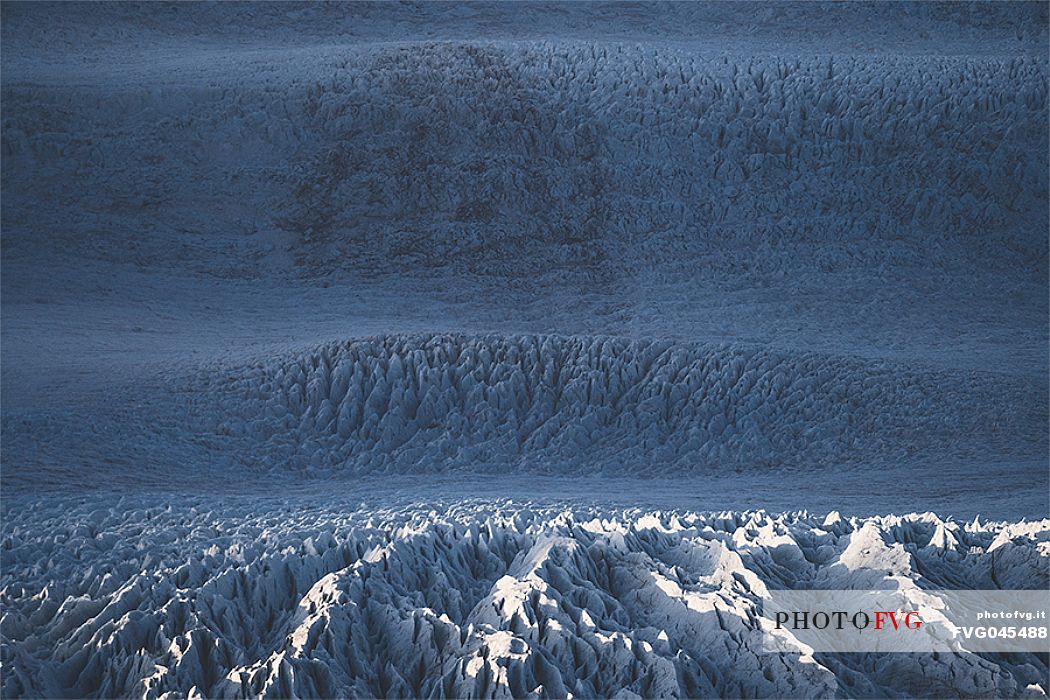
[1,2,1047,698]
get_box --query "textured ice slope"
[3,43,1046,278]
[3,330,1043,491]
[188,334,1044,475]
[2,498,1048,699]
[280,45,1048,275]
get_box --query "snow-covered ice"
[3,497,1049,698]
[190,333,1043,476]
[1,2,1047,698]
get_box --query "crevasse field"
[1,2,1048,698]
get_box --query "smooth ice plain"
[1,2,1048,698]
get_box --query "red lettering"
[874,611,901,630]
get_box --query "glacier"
[193,333,1043,475]
[2,498,1048,698]
[1,2,1047,698]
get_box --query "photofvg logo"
[773,609,924,633]
[761,590,1049,653]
